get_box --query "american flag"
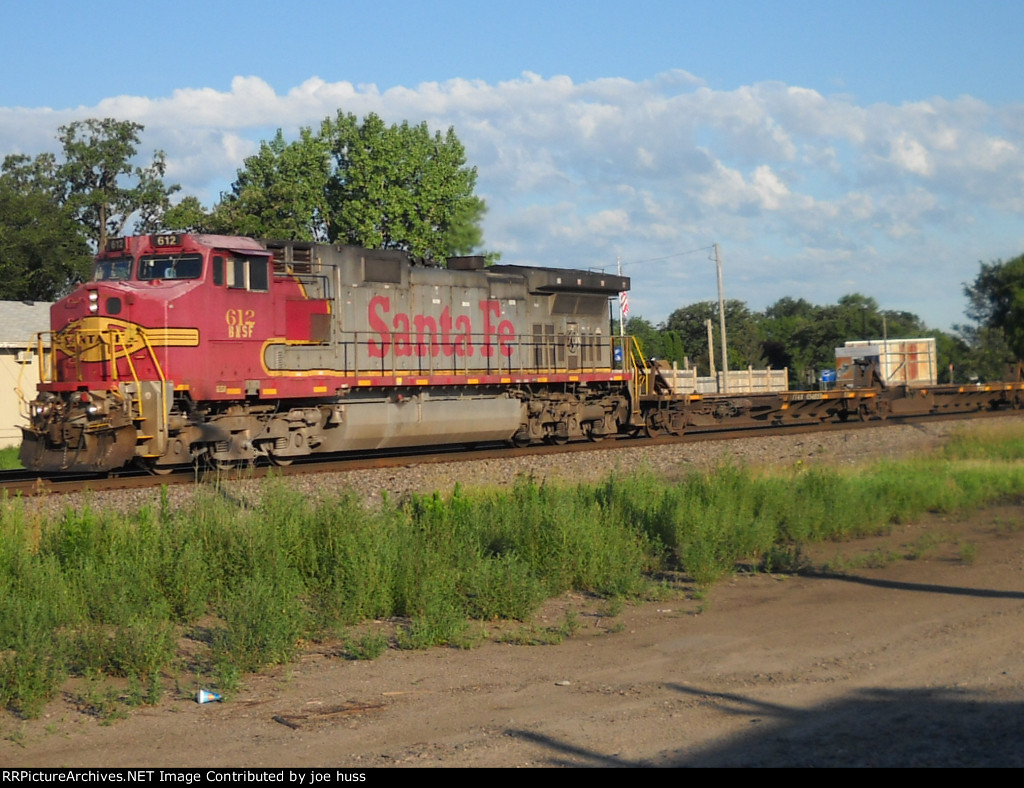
[619,291,629,320]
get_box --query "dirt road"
[4,501,1024,768]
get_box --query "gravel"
[14,414,1021,521]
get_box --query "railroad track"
[1,407,1016,499]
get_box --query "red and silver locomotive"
[21,234,633,472]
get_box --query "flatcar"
[20,234,633,472]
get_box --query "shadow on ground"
[508,684,1024,767]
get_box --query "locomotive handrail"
[99,327,169,428]
[624,335,653,396]
[34,325,169,428]
[333,331,624,379]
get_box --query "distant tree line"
[624,276,1024,386]
[0,115,1021,381]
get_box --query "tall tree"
[212,113,488,262]
[160,196,213,234]
[664,299,764,373]
[322,112,485,261]
[0,169,91,300]
[624,316,666,360]
[54,118,180,249]
[213,128,332,241]
[963,254,1024,361]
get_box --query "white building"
[0,301,52,448]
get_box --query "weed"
[760,543,811,574]
[0,446,21,470]
[497,625,565,646]
[958,541,978,565]
[4,723,26,745]
[71,678,129,725]
[0,638,66,719]
[395,612,467,650]
[447,624,489,650]
[830,547,901,571]
[596,597,625,618]
[342,630,388,661]
[559,610,581,639]
[4,426,1024,716]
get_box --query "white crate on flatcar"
[837,338,937,386]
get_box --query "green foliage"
[52,118,180,249]
[211,112,489,263]
[4,425,1024,717]
[964,253,1024,362]
[159,196,213,235]
[340,630,389,661]
[0,118,179,298]
[324,112,484,261]
[211,569,308,673]
[664,299,764,372]
[0,167,92,300]
[958,541,978,565]
[212,128,332,242]
[941,425,1024,461]
[628,290,948,386]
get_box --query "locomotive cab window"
[226,256,269,292]
[92,257,133,282]
[138,254,203,281]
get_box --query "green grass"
[2,423,1024,719]
[0,446,21,470]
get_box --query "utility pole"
[706,319,716,378]
[714,243,729,393]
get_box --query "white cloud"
[889,133,933,176]
[2,70,1023,329]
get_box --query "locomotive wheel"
[644,411,666,438]
[208,456,250,472]
[143,460,175,476]
[268,454,294,467]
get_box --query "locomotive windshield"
[92,257,133,282]
[138,253,204,281]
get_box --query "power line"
[619,244,715,270]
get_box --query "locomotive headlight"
[88,291,99,313]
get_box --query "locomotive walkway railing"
[29,327,169,431]
[319,331,636,381]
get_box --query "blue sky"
[3,0,1024,331]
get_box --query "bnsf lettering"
[226,308,256,338]
[368,296,515,359]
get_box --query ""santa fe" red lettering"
[367,296,515,359]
